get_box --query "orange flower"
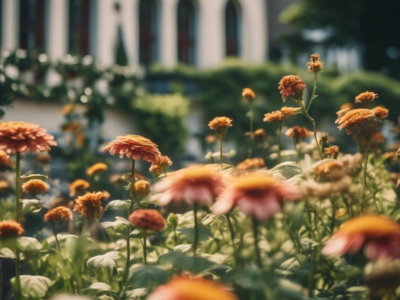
[324,146,339,158]
[22,179,49,195]
[87,162,108,176]
[355,91,379,103]
[149,164,165,177]
[44,206,73,222]
[156,156,173,168]
[278,75,306,102]
[263,111,284,123]
[0,220,24,237]
[148,277,238,300]
[205,134,217,144]
[69,179,90,197]
[280,106,300,118]
[0,122,57,154]
[336,107,389,130]
[129,209,165,232]
[307,53,323,73]
[213,173,301,221]
[0,180,10,191]
[242,88,256,102]
[103,135,161,163]
[0,150,13,167]
[322,216,400,260]
[254,128,266,139]
[236,158,265,171]
[134,180,152,198]
[208,117,233,130]
[314,160,344,182]
[155,165,226,205]
[285,126,312,140]
[73,192,105,220]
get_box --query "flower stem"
[219,135,223,169]
[130,159,139,212]
[299,100,323,159]
[193,203,199,256]
[330,198,336,234]
[123,227,131,287]
[249,102,254,136]
[143,231,147,265]
[293,139,300,163]
[52,222,61,253]
[360,147,370,213]
[307,73,318,112]
[14,244,21,298]
[226,213,239,267]
[15,152,21,221]
[277,127,282,164]
[252,217,262,268]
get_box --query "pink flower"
[322,215,400,260]
[213,173,301,221]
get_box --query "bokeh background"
[1,0,400,182]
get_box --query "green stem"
[143,231,147,265]
[307,73,318,112]
[360,148,370,214]
[52,222,61,253]
[293,139,300,163]
[219,135,223,169]
[249,102,254,136]
[193,203,199,256]
[14,245,21,298]
[130,159,139,212]
[252,217,262,268]
[330,198,336,234]
[225,213,238,267]
[173,227,178,246]
[299,100,323,159]
[15,152,21,221]
[308,248,316,297]
[277,127,282,164]
[122,226,131,289]
[306,199,313,239]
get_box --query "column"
[47,0,68,60]
[2,0,18,50]
[160,0,178,68]
[119,0,139,68]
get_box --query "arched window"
[177,0,196,65]
[139,0,158,66]
[225,0,240,57]
[19,0,45,51]
[69,0,90,55]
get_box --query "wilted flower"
[129,209,165,232]
[103,135,161,163]
[355,91,379,104]
[69,179,90,197]
[0,122,57,153]
[324,146,339,159]
[242,88,256,102]
[86,162,108,176]
[134,180,152,198]
[285,126,312,141]
[155,165,226,205]
[148,277,238,300]
[213,173,301,221]
[22,179,49,195]
[307,53,323,73]
[278,75,306,102]
[44,206,73,223]
[254,129,266,140]
[322,215,400,260]
[73,192,105,220]
[0,220,24,237]
[0,150,13,167]
[236,158,265,171]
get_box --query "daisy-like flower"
[285,126,312,140]
[22,179,49,195]
[69,179,90,197]
[44,206,73,223]
[324,146,339,159]
[155,165,226,205]
[134,180,152,198]
[0,220,24,237]
[0,122,57,153]
[322,215,400,260]
[73,192,105,220]
[129,209,165,232]
[213,173,301,221]
[242,88,256,102]
[86,162,108,177]
[278,75,306,102]
[236,158,265,171]
[148,277,238,300]
[336,107,389,130]
[0,150,13,167]
[103,135,161,163]
[355,91,379,104]
[307,53,323,73]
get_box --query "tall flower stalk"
[15,152,21,220]
[208,117,233,168]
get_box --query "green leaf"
[172,256,215,274]
[87,251,120,269]
[11,275,51,299]
[271,161,302,179]
[20,199,43,214]
[224,269,264,290]
[102,217,131,230]
[129,229,147,238]
[87,282,111,291]
[20,174,48,183]
[18,237,42,252]
[126,288,147,299]
[105,200,132,211]
[128,264,167,289]
[178,227,212,243]
[0,247,15,258]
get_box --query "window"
[69,0,90,55]
[225,0,240,57]
[19,0,45,51]
[177,0,196,65]
[139,0,158,66]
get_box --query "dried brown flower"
[86,162,108,177]
[74,192,105,220]
[242,88,256,102]
[156,156,173,168]
[149,164,165,177]
[22,179,49,195]
[278,75,306,102]
[314,161,344,182]
[69,179,90,197]
[324,146,340,159]
[307,54,323,73]
[44,206,73,222]
[129,209,165,232]
[355,91,379,103]
[285,126,312,140]
[236,158,265,171]
[0,220,24,237]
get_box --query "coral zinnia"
[69,179,90,197]
[86,162,108,176]
[22,179,49,195]
[73,192,105,220]
[236,158,265,171]
[155,165,226,205]
[278,75,306,102]
[213,173,301,221]
[355,91,379,104]
[129,209,165,232]
[263,111,284,123]
[242,88,256,102]
[0,220,24,237]
[44,206,73,223]
[322,215,400,260]
[103,135,161,163]
[148,277,238,300]
[0,122,57,153]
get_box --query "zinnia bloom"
[134,180,152,198]
[285,126,312,140]
[44,206,73,223]
[87,162,108,176]
[307,54,323,73]
[73,192,105,220]
[213,173,301,221]
[278,75,306,102]
[355,91,379,104]
[208,117,233,131]
[263,111,284,123]
[0,122,57,153]
[22,179,49,195]
[149,164,165,177]
[322,215,400,260]
[129,209,165,232]
[0,220,24,237]
[324,146,339,159]
[236,158,265,171]
[0,150,13,167]
[155,165,226,205]
[242,88,256,102]
[336,107,389,130]
[280,106,301,118]
[156,155,173,168]
[148,277,238,300]
[69,179,90,197]
[103,135,161,163]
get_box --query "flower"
[69,179,90,197]
[208,117,233,131]
[156,155,173,168]
[149,164,165,177]
[44,206,73,223]
[278,75,306,102]
[73,192,105,220]
[0,220,24,237]
[213,173,301,221]
[307,53,323,73]
[355,91,379,104]
[86,162,108,176]
[236,158,265,171]
[129,209,165,231]
[242,88,256,102]
[280,106,301,118]
[0,122,57,154]
[322,215,400,260]
[134,180,152,198]
[205,134,217,144]
[285,126,312,141]
[22,179,49,195]
[263,111,284,123]
[0,180,10,191]
[324,146,339,159]
[254,128,266,139]
[155,165,226,205]
[148,277,238,300]
[336,107,389,130]
[103,135,161,163]
[0,150,13,167]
